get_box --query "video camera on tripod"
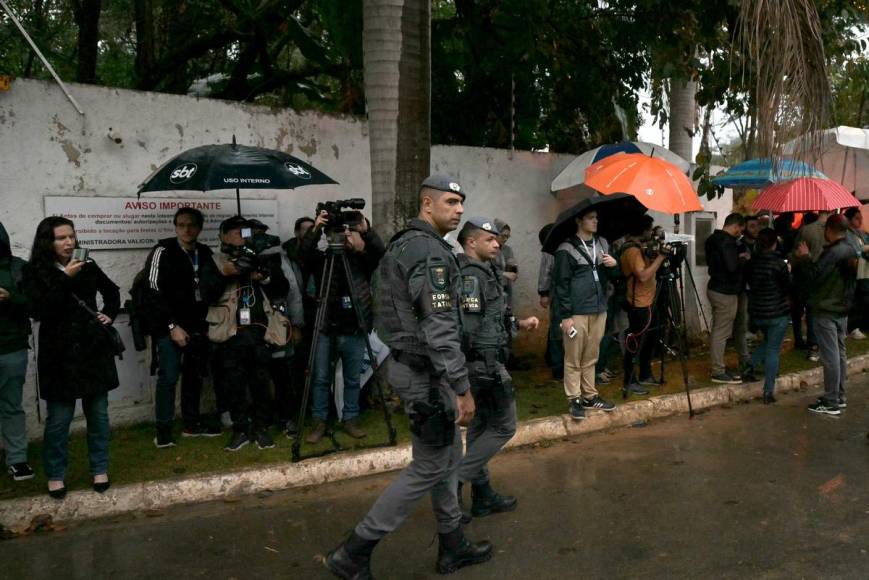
[643,228,688,272]
[316,198,366,237]
[220,225,281,276]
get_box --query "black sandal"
[48,484,67,500]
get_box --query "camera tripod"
[292,232,397,462]
[624,255,706,418]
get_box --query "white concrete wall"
[432,145,573,319]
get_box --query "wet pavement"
[5,374,869,580]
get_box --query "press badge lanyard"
[180,242,202,302]
[581,237,599,282]
[239,284,252,326]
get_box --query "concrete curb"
[3,354,868,532]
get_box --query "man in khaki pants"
[552,208,618,420]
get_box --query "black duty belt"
[392,350,433,371]
[465,349,505,364]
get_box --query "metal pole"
[0,0,84,115]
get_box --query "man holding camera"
[619,215,668,397]
[456,217,538,520]
[146,207,220,448]
[705,213,749,384]
[301,207,384,442]
[325,175,491,579]
[553,207,618,419]
[200,216,290,452]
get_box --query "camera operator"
[705,213,749,384]
[619,215,667,398]
[199,216,291,452]
[145,208,220,448]
[456,217,538,521]
[247,219,305,437]
[301,207,385,443]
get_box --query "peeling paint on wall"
[61,141,82,167]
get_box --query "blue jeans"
[0,349,29,465]
[155,335,205,429]
[43,395,109,480]
[748,316,789,394]
[311,333,365,422]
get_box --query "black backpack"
[126,248,159,351]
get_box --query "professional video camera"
[315,198,366,235]
[640,228,688,273]
[221,225,280,276]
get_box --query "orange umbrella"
[584,153,703,214]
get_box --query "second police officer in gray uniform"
[325,175,492,579]
[456,218,538,520]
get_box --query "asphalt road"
[5,374,869,580]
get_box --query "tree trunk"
[363,0,431,239]
[72,0,102,84]
[133,0,156,89]
[667,78,695,162]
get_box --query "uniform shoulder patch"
[461,275,481,313]
[429,259,449,291]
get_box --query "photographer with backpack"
[143,208,220,448]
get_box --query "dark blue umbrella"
[138,136,338,215]
[711,158,826,189]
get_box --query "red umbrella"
[752,177,860,212]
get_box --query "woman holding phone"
[24,217,120,498]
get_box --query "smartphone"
[568,327,578,339]
[240,227,252,239]
[72,248,89,262]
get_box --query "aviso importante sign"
[44,196,278,250]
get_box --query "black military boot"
[457,482,472,524]
[324,531,378,580]
[436,527,493,575]
[471,481,517,517]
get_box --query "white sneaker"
[849,329,866,340]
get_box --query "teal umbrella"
[711,158,826,189]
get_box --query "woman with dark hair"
[744,228,792,404]
[24,217,120,498]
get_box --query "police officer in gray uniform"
[456,218,538,520]
[325,175,493,579]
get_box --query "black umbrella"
[138,135,338,215]
[543,193,647,254]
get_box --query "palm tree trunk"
[363,0,431,238]
[668,78,695,163]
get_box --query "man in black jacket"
[705,213,749,384]
[146,208,220,448]
[301,210,385,442]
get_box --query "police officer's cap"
[420,174,466,201]
[219,215,250,233]
[460,217,500,237]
